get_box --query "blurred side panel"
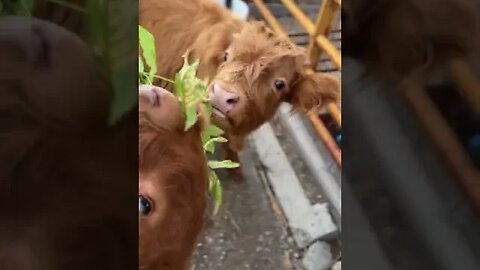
[0,1,138,269]
[342,0,480,269]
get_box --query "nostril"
[151,88,162,106]
[139,85,163,106]
[226,96,239,105]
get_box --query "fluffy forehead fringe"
[225,22,308,84]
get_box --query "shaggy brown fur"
[139,85,209,270]
[140,0,340,163]
[0,17,137,270]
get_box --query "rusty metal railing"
[251,0,342,167]
[403,59,480,211]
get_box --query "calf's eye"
[139,195,152,215]
[274,80,286,90]
[223,52,229,62]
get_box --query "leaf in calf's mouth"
[173,55,240,214]
[174,53,210,131]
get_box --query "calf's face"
[200,23,339,141]
[138,85,208,270]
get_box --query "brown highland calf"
[139,85,209,270]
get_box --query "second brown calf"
[139,85,209,270]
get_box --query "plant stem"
[140,72,175,84]
[153,74,175,84]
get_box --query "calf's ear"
[287,73,339,113]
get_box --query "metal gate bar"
[404,80,480,212]
[449,59,480,115]
[277,0,341,69]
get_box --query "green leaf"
[203,136,228,154]
[208,160,240,169]
[201,124,227,153]
[209,170,222,215]
[184,106,198,131]
[202,101,213,119]
[213,178,222,214]
[208,170,214,192]
[139,25,157,82]
[204,124,224,138]
[178,57,199,82]
[85,0,138,125]
[138,56,144,73]
[174,56,209,130]
[174,72,187,110]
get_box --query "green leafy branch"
[139,26,239,214]
[85,0,137,125]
